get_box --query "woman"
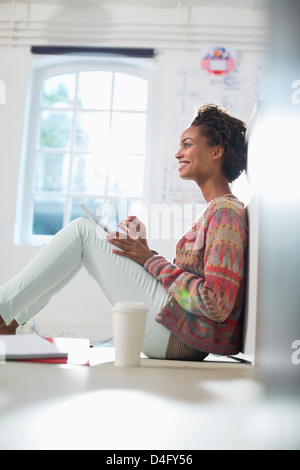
[0,104,248,361]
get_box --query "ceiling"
[1,0,268,9]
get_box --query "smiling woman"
[0,104,248,362]
[175,126,225,189]
[174,105,246,212]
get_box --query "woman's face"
[175,126,222,185]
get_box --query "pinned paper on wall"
[0,79,5,104]
[201,46,237,75]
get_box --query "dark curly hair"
[190,104,247,183]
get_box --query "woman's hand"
[107,216,153,266]
[118,216,148,245]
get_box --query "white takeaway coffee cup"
[112,301,148,367]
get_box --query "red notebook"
[0,334,90,365]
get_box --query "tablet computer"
[78,202,111,233]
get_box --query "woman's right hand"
[118,216,149,248]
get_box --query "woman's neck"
[200,180,232,204]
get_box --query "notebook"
[0,334,68,363]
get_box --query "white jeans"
[0,218,171,358]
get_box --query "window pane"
[42,73,75,108]
[74,111,110,151]
[110,112,147,154]
[71,153,106,194]
[107,154,145,198]
[113,73,148,111]
[39,111,72,149]
[20,62,150,245]
[32,197,65,235]
[77,71,112,109]
[34,152,70,193]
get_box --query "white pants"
[0,218,171,358]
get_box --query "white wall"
[0,1,268,340]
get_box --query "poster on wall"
[201,46,237,75]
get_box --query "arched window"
[15,55,152,245]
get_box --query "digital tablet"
[78,202,111,233]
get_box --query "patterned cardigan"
[144,197,248,355]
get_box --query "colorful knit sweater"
[144,197,248,355]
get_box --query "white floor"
[0,346,299,450]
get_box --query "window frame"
[15,54,153,246]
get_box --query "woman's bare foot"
[0,318,18,335]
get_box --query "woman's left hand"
[107,231,154,266]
